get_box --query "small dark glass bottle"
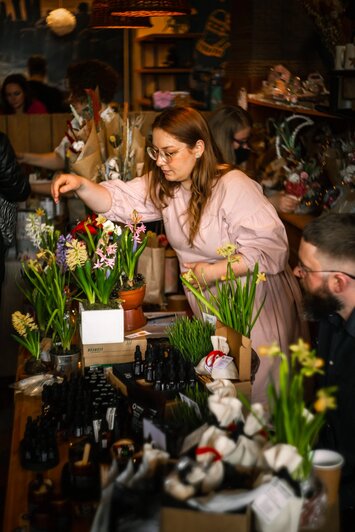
[133,345,143,378]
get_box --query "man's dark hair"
[27,55,47,77]
[303,212,355,261]
[66,60,119,104]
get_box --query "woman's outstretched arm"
[51,173,112,213]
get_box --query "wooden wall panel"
[6,115,30,152]
[29,115,52,152]
[0,115,7,135]
[51,113,72,150]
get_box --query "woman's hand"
[51,173,83,204]
[183,261,221,286]
[269,191,300,214]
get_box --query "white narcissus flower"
[102,220,115,234]
[72,140,85,153]
[288,172,301,183]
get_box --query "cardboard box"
[160,506,251,532]
[82,337,147,367]
[79,303,124,345]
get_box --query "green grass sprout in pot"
[167,316,214,366]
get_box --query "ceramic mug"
[344,43,355,70]
[335,45,346,69]
[312,449,344,505]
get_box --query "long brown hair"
[208,105,253,165]
[147,106,230,246]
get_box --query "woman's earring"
[195,154,200,159]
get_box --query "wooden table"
[3,356,93,532]
[4,354,340,532]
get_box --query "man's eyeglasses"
[297,261,355,280]
[147,146,186,164]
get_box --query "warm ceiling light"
[46,8,77,36]
[108,0,191,17]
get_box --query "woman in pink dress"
[1,73,47,114]
[52,106,308,404]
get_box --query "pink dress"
[100,169,308,403]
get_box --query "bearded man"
[295,212,355,521]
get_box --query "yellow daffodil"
[216,243,237,258]
[35,208,45,217]
[256,272,267,284]
[182,269,195,284]
[96,214,107,226]
[314,389,337,413]
[258,342,282,357]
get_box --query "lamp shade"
[46,8,77,36]
[91,0,152,28]
[109,0,191,17]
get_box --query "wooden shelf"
[136,33,203,43]
[137,68,193,74]
[248,94,339,119]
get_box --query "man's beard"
[302,286,343,321]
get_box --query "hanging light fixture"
[91,0,152,28]
[108,0,191,17]
[46,7,77,36]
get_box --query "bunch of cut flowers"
[100,110,146,182]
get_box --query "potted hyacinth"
[59,213,125,345]
[117,210,148,332]
[11,311,45,374]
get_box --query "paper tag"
[143,418,167,451]
[252,478,295,524]
[125,330,151,339]
[202,312,217,327]
[212,355,234,369]
[179,392,202,418]
[180,423,209,455]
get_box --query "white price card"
[252,478,295,524]
[202,312,217,327]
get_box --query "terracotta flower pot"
[118,285,147,332]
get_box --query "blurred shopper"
[1,73,47,114]
[27,55,69,113]
[209,105,300,214]
[0,133,30,302]
[18,59,119,171]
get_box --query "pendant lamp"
[91,0,152,28]
[108,0,191,17]
[46,7,77,36]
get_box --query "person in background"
[52,106,308,404]
[208,104,300,214]
[26,55,69,113]
[294,213,355,522]
[0,73,47,114]
[17,59,119,173]
[0,132,30,302]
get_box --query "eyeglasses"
[232,137,249,147]
[296,261,355,280]
[146,146,187,164]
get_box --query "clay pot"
[118,285,147,332]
